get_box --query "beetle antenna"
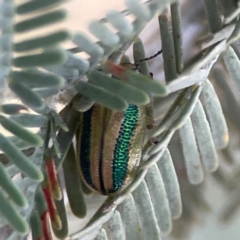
[135,50,162,67]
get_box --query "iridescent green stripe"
[111,104,139,192]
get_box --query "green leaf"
[88,20,120,47]
[179,118,203,185]
[104,61,167,96]
[126,0,151,21]
[0,163,28,207]
[88,70,150,105]
[133,38,149,75]
[132,181,161,239]
[157,149,182,219]
[222,46,240,92]
[14,10,67,33]
[16,0,65,15]
[72,33,104,66]
[159,9,178,82]
[30,210,43,240]
[0,134,43,182]
[10,114,47,128]
[106,10,133,36]
[0,115,43,146]
[118,195,142,240]
[14,30,71,52]
[13,48,67,68]
[63,144,86,218]
[74,81,128,111]
[0,189,29,234]
[35,187,47,216]
[145,164,172,234]
[9,80,46,110]
[201,80,229,149]
[191,100,218,172]
[13,69,65,88]
[1,104,27,115]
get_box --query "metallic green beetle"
[76,103,147,196]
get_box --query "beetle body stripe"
[112,105,140,192]
[77,104,146,195]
